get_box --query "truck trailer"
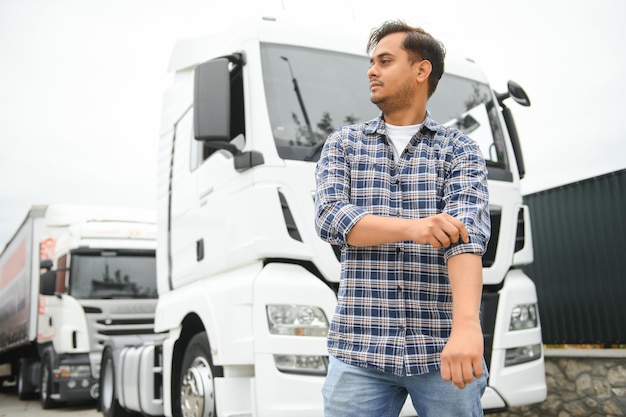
[99,14,547,417]
[0,204,157,408]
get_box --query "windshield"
[430,73,509,171]
[261,43,510,175]
[69,250,157,299]
[261,43,378,161]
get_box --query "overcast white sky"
[1,0,625,249]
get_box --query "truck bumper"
[52,375,98,402]
[215,353,326,417]
[51,354,99,402]
[485,269,547,409]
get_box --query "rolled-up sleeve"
[442,133,491,261]
[314,129,368,246]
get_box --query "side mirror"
[193,54,264,171]
[496,80,531,107]
[40,259,53,270]
[494,80,529,179]
[507,80,531,107]
[194,58,232,145]
[40,270,57,296]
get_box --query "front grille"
[82,303,157,353]
[95,327,156,337]
[279,191,302,242]
[483,209,501,267]
[480,291,499,373]
[514,208,525,252]
[96,318,154,326]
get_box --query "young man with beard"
[314,20,490,417]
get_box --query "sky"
[1,0,625,249]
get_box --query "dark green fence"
[522,169,626,345]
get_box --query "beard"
[370,82,415,114]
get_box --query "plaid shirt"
[314,112,490,376]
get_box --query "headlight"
[274,354,328,375]
[505,344,542,366]
[509,303,538,330]
[58,365,91,378]
[266,304,329,336]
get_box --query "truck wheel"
[39,354,56,409]
[17,359,36,400]
[100,348,135,417]
[175,332,220,417]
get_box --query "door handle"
[196,239,204,261]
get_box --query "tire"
[40,354,56,409]
[173,332,221,417]
[17,359,36,400]
[99,348,135,417]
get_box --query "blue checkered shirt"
[314,112,490,376]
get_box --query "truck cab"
[35,205,157,407]
[102,15,545,417]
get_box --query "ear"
[415,60,432,83]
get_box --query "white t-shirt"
[385,122,423,160]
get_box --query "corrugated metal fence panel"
[522,169,626,345]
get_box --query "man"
[314,20,490,417]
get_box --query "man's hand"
[410,213,469,248]
[440,320,484,389]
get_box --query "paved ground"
[0,383,99,417]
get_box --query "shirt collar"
[366,111,438,136]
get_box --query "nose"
[367,63,378,79]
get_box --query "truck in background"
[0,204,157,408]
[99,14,546,417]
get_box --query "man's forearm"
[347,213,469,249]
[346,214,412,246]
[447,253,483,329]
[441,253,485,388]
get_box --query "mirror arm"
[204,141,241,155]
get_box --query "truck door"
[169,57,246,288]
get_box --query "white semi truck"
[99,14,547,417]
[0,204,157,408]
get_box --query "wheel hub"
[180,357,214,417]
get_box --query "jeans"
[322,355,487,417]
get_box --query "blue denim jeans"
[322,355,487,417]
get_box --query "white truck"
[0,204,157,408]
[99,14,546,417]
